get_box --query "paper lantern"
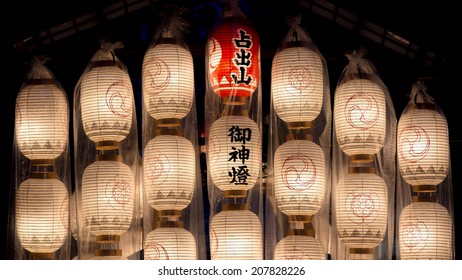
[144,227,196,260]
[80,60,133,144]
[207,16,260,100]
[274,235,326,260]
[272,42,324,124]
[397,104,449,187]
[208,115,261,191]
[273,139,325,216]
[82,158,135,238]
[15,79,68,160]
[334,78,386,156]
[335,170,388,252]
[209,209,262,260]
[399,201,452,259]
[16,178,69,255]
[142,39,194,125]
[143,135,195,211]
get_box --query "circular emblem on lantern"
[398,126,430,163]
[207,16,260,98]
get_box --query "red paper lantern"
[208,16,260,99]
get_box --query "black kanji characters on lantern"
[228,125,253,185]
[232,30,252,85]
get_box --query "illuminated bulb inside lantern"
[209,209,262,260]
[143,135,196,211]
[274,139,325,216]
[272,43,324,124]
[16,178,69,254]
[397,105,449,186]
[208,115,261,191]
[399,201,452,260]
[142,41,194,122]
[333,78,386,156]
[144,227,196,260]
[274,235,326,260]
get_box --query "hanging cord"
[345,47,369,76]
[26,55,54,81]
[410,79,435,105]
[287,15,302,42]
[100,41,124,63]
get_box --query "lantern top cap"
[22,56,63,88]
[222,0,246,18]
[407,79,438,110]
[152,8,190,47]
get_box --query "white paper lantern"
[399,201,452,260]
[274,139,325,216]
[209,209,262,260]
[272,42,324,124]
[336,171,388,250]
[274,235,326,260]
[142,41,194,123]
[82,159,135,237]
[334,78,386,156]
[208,115,261,191]
[397,105,449,186]
[144,227,197,260]
[143,135,195,211]
[15,81,68,160]
[16,178,69,254]
[80,62,133,143]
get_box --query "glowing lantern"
[271,41,324,125]
[273,139,325,216]
[143,135,195,211]
[142,37,194,125]
[81,157,135,239]
[207,15,260,100]
[274,235,326,260]
[208,115,261,191]
[15,77,68,160]
[399,201,452,260]
[397,103,449,187]
[333,78,386,157]
[16,178,69,256]
[144,227,196,260]
[335,169,388,253]
[80,53,133,145]
[209,208,262,260]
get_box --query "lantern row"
[9,6,454,260]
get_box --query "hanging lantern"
[143,135,195,211]
[274,235,326,260]
[81,157,135,239]
[207,15,260,101]
[399,200,452,260]
[208,115,261,191]
[16,178,69,257]
[80,53,133,145]
[273,139,325,216]
[209,208,262,260]
[333,78,386,157]
[15,76,68,160]
[335,169,388,253]
[142,37,194,126]
[144,227,196,260]
[271,41,323,125]
[397,103,449,187]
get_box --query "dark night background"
[1,0,460,259]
